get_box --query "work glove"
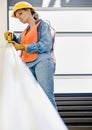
[4,31,14,41]
[9,41,27,51]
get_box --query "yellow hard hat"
[11,1,35,18]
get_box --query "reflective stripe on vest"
[21,21,41,62]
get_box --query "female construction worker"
[4,1,57,109]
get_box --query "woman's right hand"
[4,31,14,41]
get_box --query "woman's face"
[15,9,31,24]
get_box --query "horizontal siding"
[55,93,92,130]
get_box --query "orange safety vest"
[21,21,41,62]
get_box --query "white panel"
[38,10,92,32]
[9,10,92,32]
[54,76,92,93]
[9,11,27,31]
[54,35,92,74]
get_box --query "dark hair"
[31,11,39,20]
[24,8,39,20]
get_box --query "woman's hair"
[31,11,39,20]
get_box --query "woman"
[4,1,57,109]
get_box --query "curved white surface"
[0,43,68,130]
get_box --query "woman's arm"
[26,21,53,54]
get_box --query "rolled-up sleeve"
[13,34,21,44]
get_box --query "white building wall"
[3,4,92,93]
[0,0,7,43]
[54,76,92,93]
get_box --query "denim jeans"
[29,58,57,109]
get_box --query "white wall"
[9,9,92,74]
[54,76,92,93]
[8,8,92,93]
[9,9,92,32]
[0,0,7,43]
[54,35,92,74]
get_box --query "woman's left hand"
[8,41,27,51]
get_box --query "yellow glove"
[4,31,14,41]
[9,41,27,51]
